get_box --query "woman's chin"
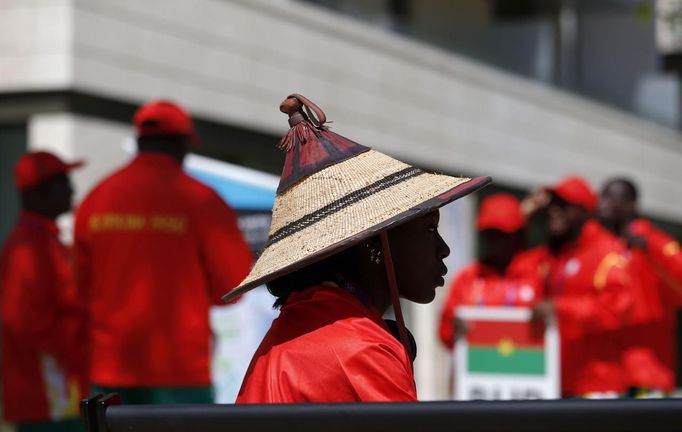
[409,289,437,305]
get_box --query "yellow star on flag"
[497,338,515,357]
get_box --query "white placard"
[454,306,560,400]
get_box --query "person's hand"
[521,189,550,217]
[453,317,468,339]
[531,300,554,323]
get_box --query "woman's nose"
[438,234,450,259]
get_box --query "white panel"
[28,113,76,155]
[0,0,73,90]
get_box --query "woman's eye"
[427,226,438,233]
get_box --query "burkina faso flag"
[466,321,544,375]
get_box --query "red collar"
[18,211,59,236]
[285,284,387,329]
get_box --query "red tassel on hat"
[275,94,369,194]
[277,95,326,152]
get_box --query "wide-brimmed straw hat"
[222,94,491,302]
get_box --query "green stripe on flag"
[468,347,545,375]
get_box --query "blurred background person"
[74,100,253,404]
[1,152,87,431]
[438,193,544,350]
[529,176,633,397]
[600,177,682,395]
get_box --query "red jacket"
[540,220,633,396]
[237,285,416,403]
[1,212,86,422]
[629,219,682,288]
[618,218,682,391]
[75,153,252,387]
[438,248,545,349]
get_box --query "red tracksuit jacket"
[237,285,417,403]
[1,212,87,422]
[539,220,633,396]
[619,218,682,391]
[75,153,253,387]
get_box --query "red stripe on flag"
[466,320,543,349]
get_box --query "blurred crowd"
[1,98,681,431]
[439,177,682,398]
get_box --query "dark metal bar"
[96,393,122,432]
[97,398,682,432]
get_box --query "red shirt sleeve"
[630,220,682,301]
[196,192,253,305]
[554,253,633,333]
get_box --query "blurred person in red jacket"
[74,100,253,404]
[599,177,682,394]
[438,193,544,350]
[1,151,87,431]
[528,176,633,397]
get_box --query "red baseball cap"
[133,100,200,145]
[476,193,525,233]
[548,176,597,213]
[15,151,84,191]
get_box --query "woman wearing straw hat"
[225,94,491,403]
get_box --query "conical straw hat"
[222,94,491,302]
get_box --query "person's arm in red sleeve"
[1,243,78,368]
[198,191,253,305]
[553,252,633,333]
[631,220,682,300]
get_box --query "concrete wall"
[0,0,73,90]
[2,0,681,220]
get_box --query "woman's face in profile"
[388,210,450,304]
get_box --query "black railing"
[81,394,682,432]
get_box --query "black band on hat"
[267,167,426,247]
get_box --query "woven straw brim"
[222,150,490,302]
